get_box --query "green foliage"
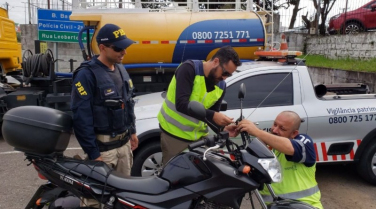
[16,32,21,43]
[298,55,376,72]
[141,0,286,11]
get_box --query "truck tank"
[70,11,266,64]
[0,8,22,74]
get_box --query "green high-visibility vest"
[157,60,225,141]
[260,147,323,209]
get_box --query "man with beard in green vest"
[157,46,241,165]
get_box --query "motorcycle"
[3,83,315,209]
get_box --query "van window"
[224,73,293,110]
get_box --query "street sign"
[37,9,92,43]
[38,31,92,43]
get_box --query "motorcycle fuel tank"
[160,152,211,187]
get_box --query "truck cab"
[0,7,22,75]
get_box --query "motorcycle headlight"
[258,158,282,183]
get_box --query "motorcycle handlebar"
[188,139,207,150]
[188,137,214,150]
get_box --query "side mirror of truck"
[314,84,327,98]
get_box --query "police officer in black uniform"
[71,24,138,181]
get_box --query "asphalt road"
[1,136,376,209]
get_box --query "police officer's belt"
[96,130,130,152]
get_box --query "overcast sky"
[0,0,72,24]
[1,0,27,24]
[0,0,373,26]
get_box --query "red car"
[328,0,376,34]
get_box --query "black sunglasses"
[220,64,232,77]
[104,44,124,52]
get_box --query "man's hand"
[237,119,260,136]
[213,112,234,126]
[94,156,103,161]
[224,124,239,137]
[130,134,139,151]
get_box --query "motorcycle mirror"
[188,101,206,121]
[238,83,246,122]
[220,100,227,111]
[238,83,246,99]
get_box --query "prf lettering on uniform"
[75,82,87,96]
[299,135,311,144]
[113,29,125,38]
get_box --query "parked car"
[328,0,376,34]
[131,59,376,185]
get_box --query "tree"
[16,32,21,43]
[285,0,306,29]
[302,11,318,32]
[252,0,284,11]
[303,0,337,35]
[136,0,289,11]
[316,0,337,35]
[140,0,172,9]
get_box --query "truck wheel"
[357,142,376,185]
[131,142,163,177]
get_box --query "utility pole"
[48,0,50,9]
[24,2,26,24]
[27,0,31,24]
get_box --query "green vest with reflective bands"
[157,60,225,141]
[260,149,323,209]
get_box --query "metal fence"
[16,0,376,35]
[278,0,376,35]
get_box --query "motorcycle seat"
[58,160,170,195]
[107,171,170,194]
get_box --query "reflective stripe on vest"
[164,99,200,124]
[296,140,306,163]
[157,60,224,140]
[159,99,209,131]
[261,185,319,202]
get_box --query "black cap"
[96,24,134,50]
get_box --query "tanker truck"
[70,9,267,94]
[0,5,269,122]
